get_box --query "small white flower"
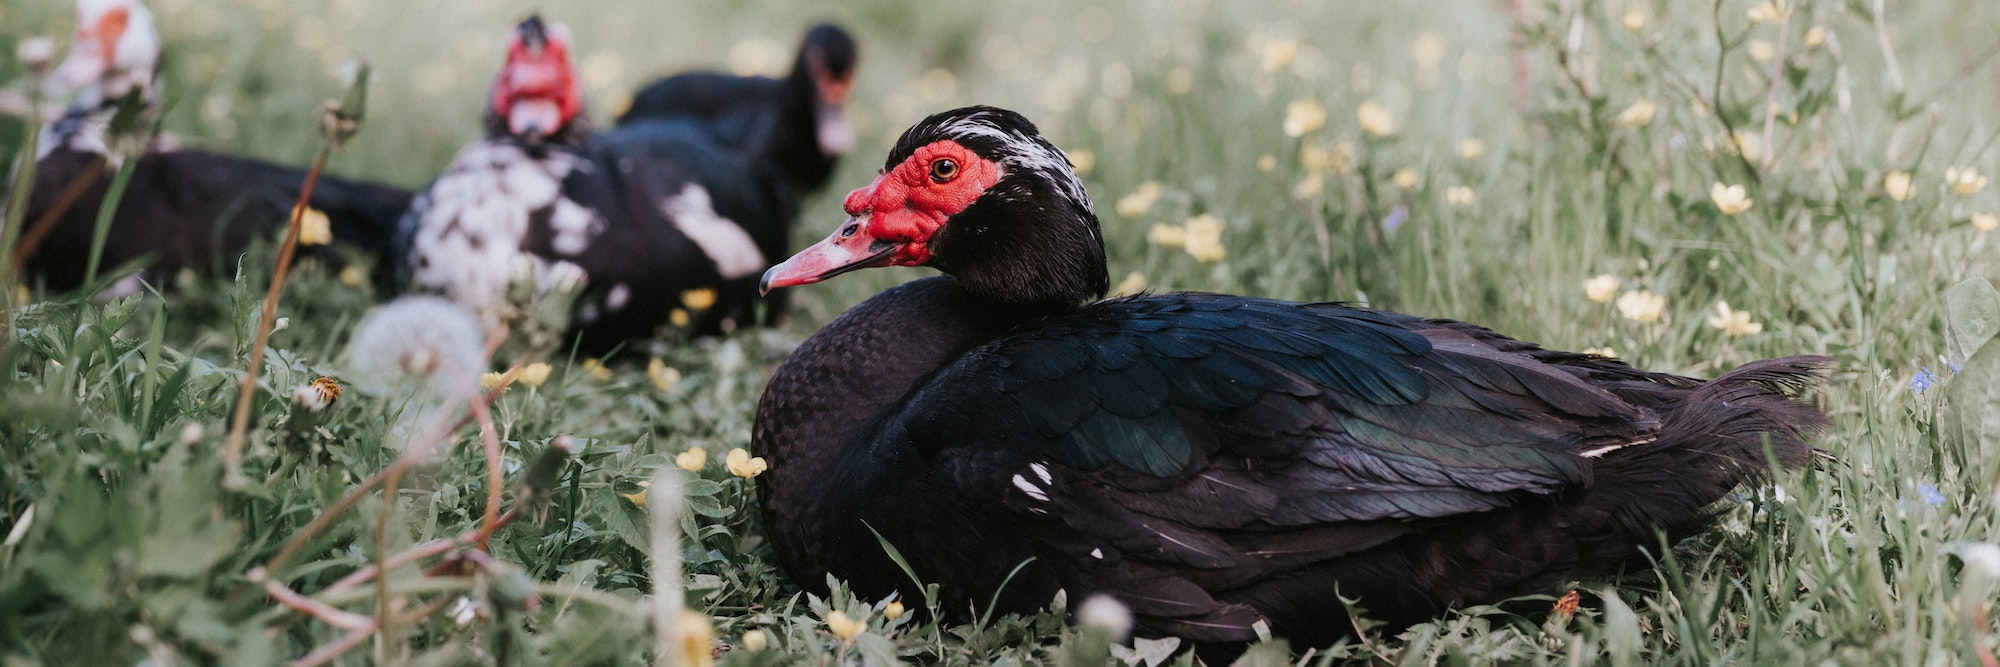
[450,596,479,625]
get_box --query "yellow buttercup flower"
[1258,38,1300,73]
[726,447,768,478]
[1067,149,1096,176]
[1973,212,1999,233]
[480,370,515,391]
[670,309,691,328]
[1391,168,1419,190]
[1748,40,1775,63]
[294,205,332,246]
[581,358,613,381]
[1731,131,1763,163]
[1182,214,1227,263]
[1283,98,1327,137]
[1803,26,1828,48]
[675,447,708,472]
[681,288,717,311]
[1711,182,1753,215]
[1947,166,1988,195]
[1615,100,1657,128]
[825,610,865,641]
[338,265,367,288]
[1457,138,1487,160]
[1623,11,1646,32]
[1706,301,1763,337]
[1747,1,1785,24]
[517,362,552,388]
[884,600,906,620]
[1616,290,1666,324]
[675,609,716,667]
[1291,173,1324,200]
[1110,271,1147,297]
[1445,186,1476,208]
[1885,170,1915,202]
[647,357,682,394]
[1147,223,1186,248]
[1115,181,1164,219]
[1256,154,1277,173]
[1583,274,1619,304]
[1356,100,1396,136]
[1298,143,1329,171]
[620,479,649,508]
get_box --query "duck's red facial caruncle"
[761,140,1000,293]
[491,18,581,139]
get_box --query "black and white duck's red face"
[58,0,158,98]
[763,106,1107,304]
[490,16,581,139]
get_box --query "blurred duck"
[20,0,411,295]
[398,16,808,354]
[618,24,858,203]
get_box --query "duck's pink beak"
[759,216,900,295]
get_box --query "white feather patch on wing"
[659,183,765,279]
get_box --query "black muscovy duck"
[21,0,411,296]
[752,106,1830,652]
[400,16,798,353]
[617,23,857,198]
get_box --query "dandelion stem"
[373,464,404,663]
[7,157,103,274]
[649,470,687,667]
[221,139,333,488]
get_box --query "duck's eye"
[929,158,959,183]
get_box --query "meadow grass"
[5,0,2000,664]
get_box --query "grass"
[5,0,2000,663]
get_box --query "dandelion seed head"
[1078,594,1133,640]
[346,296,486,399]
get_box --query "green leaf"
[1947,277,2000,362]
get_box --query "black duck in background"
[617,23,858,199]
[22,0,410,296]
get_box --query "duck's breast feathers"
[896,292,1656,524]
